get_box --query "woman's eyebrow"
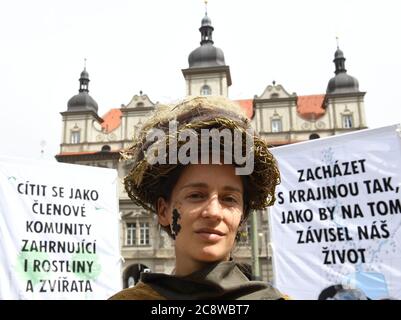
[180,183,242,194]
[180,182,208,190]
[222,186,242,193]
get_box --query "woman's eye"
[223,196,238,204]
[187,193,205,200]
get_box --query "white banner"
[269,125,401,300]
[0,156,122,299]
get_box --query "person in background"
[318,284,370,300]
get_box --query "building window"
[271,119,282,133]
[309,133,320,140]
[126,221,150,246]
[70,131,80,144]
[127,276,135,288]
[139,222,150,245]
[342,114,353,128]
[270,93,279,99]
[126,223,137,246]
[200,85,211,96]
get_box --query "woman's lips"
[195,229,225,242]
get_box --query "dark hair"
[155,164,252,238]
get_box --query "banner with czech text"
[269,125,401,300]
[0,156,121,299]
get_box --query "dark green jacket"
[109,261,284,300]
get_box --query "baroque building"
[56,10,366,287]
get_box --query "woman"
[109,96,283,300]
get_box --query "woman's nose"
[201,196,224,221]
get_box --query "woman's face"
[157,164,244,274]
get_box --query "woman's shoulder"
[108,281,166,300]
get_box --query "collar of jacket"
[140,260,282,300]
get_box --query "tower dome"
[188,12,226,68]
[67,67,98,113]
[188,44,226,68]
[327,46,359,94]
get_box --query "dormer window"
[200,85,211,96]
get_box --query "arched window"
[127,276,135,288]
[342,114,353,128]
[309,133,320,140]
[200,85,211,96]
[70,124,81,144]
[70,131,80,144]
[341,107,354,129]
[123,264,151,288]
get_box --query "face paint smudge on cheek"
[171,208,182,239]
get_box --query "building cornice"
[120,106,155,113]
[181,65,232,86]
[325,91,366,99]
[60,110,104,123]
[254,96,297,104]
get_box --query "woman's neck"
[174,252,230,276]
[174,258,208,276]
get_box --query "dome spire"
[67,62,98,113]
[333,38,347,75]
[187,2,226,68]
[200,0,214,45]
[79,58,90,93]
[326,41,359,94]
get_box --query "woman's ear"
[157,197,170,227]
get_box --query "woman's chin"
[196,247,229,262]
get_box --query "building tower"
[326,44,366,132]
[182,3,232,97]
[60,66,103,151]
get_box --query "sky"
[0,0,400,161]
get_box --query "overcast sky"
[1,0,400,161]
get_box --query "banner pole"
[251,210,261,280]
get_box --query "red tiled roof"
[297,94,326,121]
[101,108,122,133]
[235,99,254,119]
